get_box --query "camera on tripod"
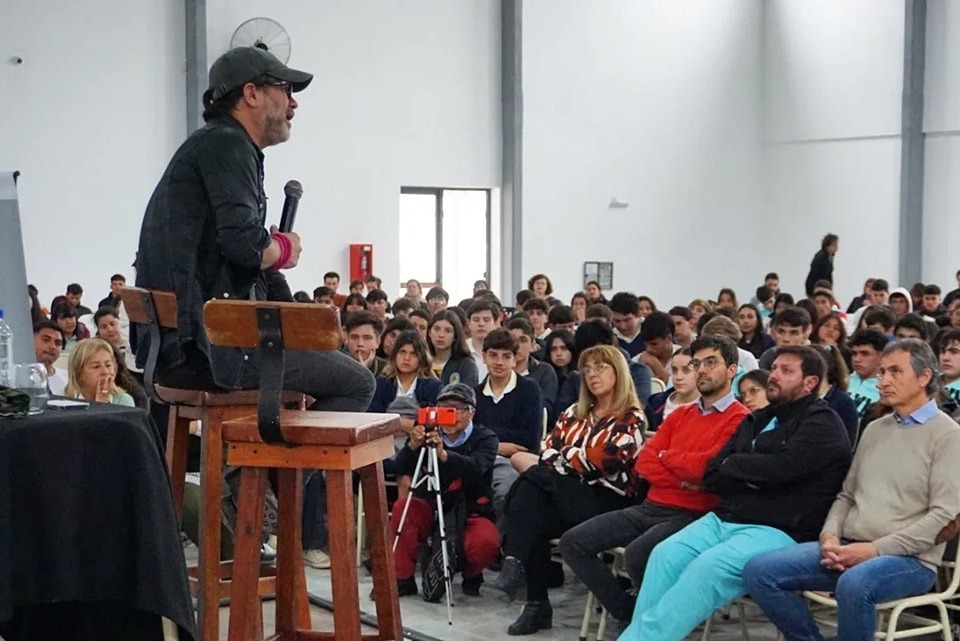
[417,406,458,431]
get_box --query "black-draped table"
[0,402,196,641]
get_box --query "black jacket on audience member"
[394,422,499,521]
[703,393,851,542]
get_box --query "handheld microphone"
[278,180,303,233]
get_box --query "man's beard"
[262,111,290,147]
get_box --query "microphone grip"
[279,195,299,233]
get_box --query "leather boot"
[507,600,553,635]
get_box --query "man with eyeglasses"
[560,336,747,633]
[615,345,851,641]
[134,47,374,411]
[758,307,813,371]
[390,383,500,597]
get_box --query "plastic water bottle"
[0,309,13,387]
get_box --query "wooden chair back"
[120,287,179,405]
[202,300,342,444]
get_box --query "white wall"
[206,0,500,296]
[923,0,960,290]
[0,0,499,305]
[762,0,905,302]
[521,0,765,306]
[0,0,186,306]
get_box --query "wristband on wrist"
[270,232,292,270]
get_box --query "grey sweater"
[821,410,960,570]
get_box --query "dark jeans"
[160,345,376,413]
[502,473,630,602]
[558,500,701,622]
[743,541,936,641]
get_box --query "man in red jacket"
[559,336,748,630]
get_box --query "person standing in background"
[805,233,839,297]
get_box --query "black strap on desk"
[256,306,286,444]
[140,291,162,406]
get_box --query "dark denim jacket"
[134,116,291,382]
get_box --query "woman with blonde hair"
[64,338,135,406]
[489,344,646,635]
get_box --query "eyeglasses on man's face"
[689,356,723,371]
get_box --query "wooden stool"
[203,299,403,641]
[123,287,301,641]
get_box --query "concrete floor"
[202,552,785,641]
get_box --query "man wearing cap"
[389,383,501,597]
[133,47,374,410]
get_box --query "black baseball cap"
[207,47,313,103]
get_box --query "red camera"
[417,406,457,428]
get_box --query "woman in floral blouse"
[487,344,646,635]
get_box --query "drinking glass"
[14,363,48,415]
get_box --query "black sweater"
[474,375,544,453]
[805,249,834,297]
[704,394,851,542]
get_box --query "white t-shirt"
[47,368,68,396]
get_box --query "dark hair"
[522,297,549,314]
[427,310,470,360]
[467,299,501,320]
[365,275,382,287]
[383,330,435,380]
[775,293,795,308]
[739,369,770,393]
[448,305,469,329]
[849,329,890,353]
[50,301,78,320]
[547,305,575,326]
[344,310,385,335]
[696,311,718,335]
[515,289,535,307]
[764,272,779,281]
[640,311,674,342]
[202,84,245,122]
[923,284,942,296]
[772,306,811,329]
[391,298,418,316]
[483,328,518,354]
[574,321,616,352]
[609,292,639,315]
[506,316,536,338]
[110,274,126,283]
[810,344,850,391]
[293,291,312,303]
[527,273,553,295]
[637,296,657,311]
[313,286,335,299]
[937,329,960,355]
[409,308,430,323]
[585,303,612,323]
[775,345,827,383]
[341,293,368,312]
[384,316,416,336]
[33,320,65,345]
[690,335,739,368]
[571,292,588,307]
[862,306,897,331]
[111,345,148,408]
[796,299,819,324]
[812,290,833,302]
[66,283,83,295]
[813,312,848,345]
[349,279,364,290]
[366,289,389,303]
[426,286,449,302]
[821,233,839,250]
[93,306,119,327]
[545,329,578,372]
[871,279,890,293]
[477,290,502,307]
[323,271,340,282]
[895,313,931,340]
[28,287,45,325]
[717,288,738,308]
[668,305,692,321]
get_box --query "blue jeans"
[742,541,936,641]
[616,512,796,641]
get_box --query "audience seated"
[847,329,888,420]
[744,339,960,641]
[737,303,774,359]
[33,320,68,395]
[669,306,696,349]
[570,292,588,322]
[64,338,136,406]
[560,337,747,631]
[644,347,698,431]
[810,344,859,449]
[543,329,577,393]
[427,309,479,387]
[617,345,851,641]
[376,316,416,360]
[635,311,677,384]
[472,329,543,520]
[759,307,812,370]
[521,297,550,342]
[466,300,502,380]
[527,274,553,300]
[506,317,559,426]
[344,310,387,375]
[939,329,960,404]
[50,301,90,354]
[609,292,646,358]
[94,306,138,373]
[488,345,645,635]
[736,369,770,412]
